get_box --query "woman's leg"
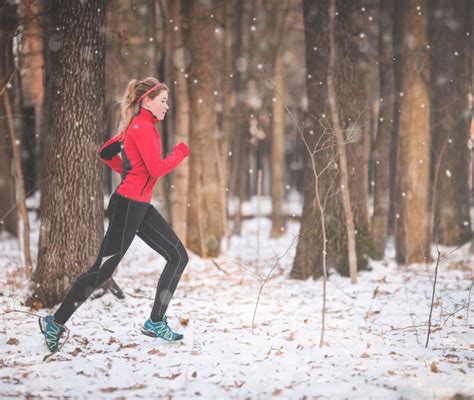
[136,205,189,322]
[53,193,149,325]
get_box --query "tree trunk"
[4,89,34,277]
[332,0,373,276]
[169,0,190,243]
[220,0,235,215]
[157,0,174,221]
[183,0,226,257]
[229,0,253,237]
[328,0,360,283]
[0,0,18,236]
[291,0,330,280]
[31,0,107,307]
[429,0,472,245]
[395,0,431,264]
[371,0,395,259]
[21,0,44,195]
[270,48,286,238]
[38,0,52,201]
[293,0,373,280]
[388,1,403,235]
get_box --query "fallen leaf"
[430,361,439,373]
[69,347,81,357]
[119,342,139,349]
[108,337,118,345]
[147,348,166,356]
[153,372,181,380]
[100,387,118,393]
[6,338,19,345]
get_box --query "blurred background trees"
[0,0,472,307]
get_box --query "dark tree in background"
[0,0,19,236]
[294,0,377,280]
[429,0,472,246]
[32,0,107,307]
[291,0,330,280]
[371,0,395,259]
[332,0,375,275]
[1,0,472,307]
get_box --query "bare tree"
[395,0,431,264]
[21,0,44,165]
[371,0,395,259]
[218,0,235,218]
[0,0,19,236]
[294,0,375,280]
[182,0,226,257]
[291,0,329,281]
[168,0,190,243]
[270,38,286,238]
[429,0,472,246]
[229,0,253,237]
[327,0,358,283]
[31,0,107,307]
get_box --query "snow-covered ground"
[0,193,473,399]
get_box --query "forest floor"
[0,193,473,399]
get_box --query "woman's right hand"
[174,142,190,157]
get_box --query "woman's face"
[144,90,169,120]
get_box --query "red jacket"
[99,108,189,203]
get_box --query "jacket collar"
[138,107,159,124]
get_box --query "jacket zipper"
[140,177,150,196]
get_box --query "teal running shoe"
[141,315,183,341]
[39,315,66,352]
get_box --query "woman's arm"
[132,123,189,179]
[98,135,123,174]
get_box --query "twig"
[425,246,441,347]
[467,281,472,325]
[211,259,229,275]
[256,169,262,274]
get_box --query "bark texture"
[371,0,395,259]
[32,0,107,306]
[395,0,431,264]
[429,0,472,245]
[183,0,226,257]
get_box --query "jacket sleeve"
[132,123,187,179]
[98,135,123,174]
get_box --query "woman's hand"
[173,142,190,157]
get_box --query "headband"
[137,82,162,104]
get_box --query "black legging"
[54,191,189,325]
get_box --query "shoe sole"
[140,326,183,341]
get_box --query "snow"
[0,193,473,399]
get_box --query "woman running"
[40,77,190,352]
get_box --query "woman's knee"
[174,243,189,268]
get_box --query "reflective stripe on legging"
[53,191,189,325]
